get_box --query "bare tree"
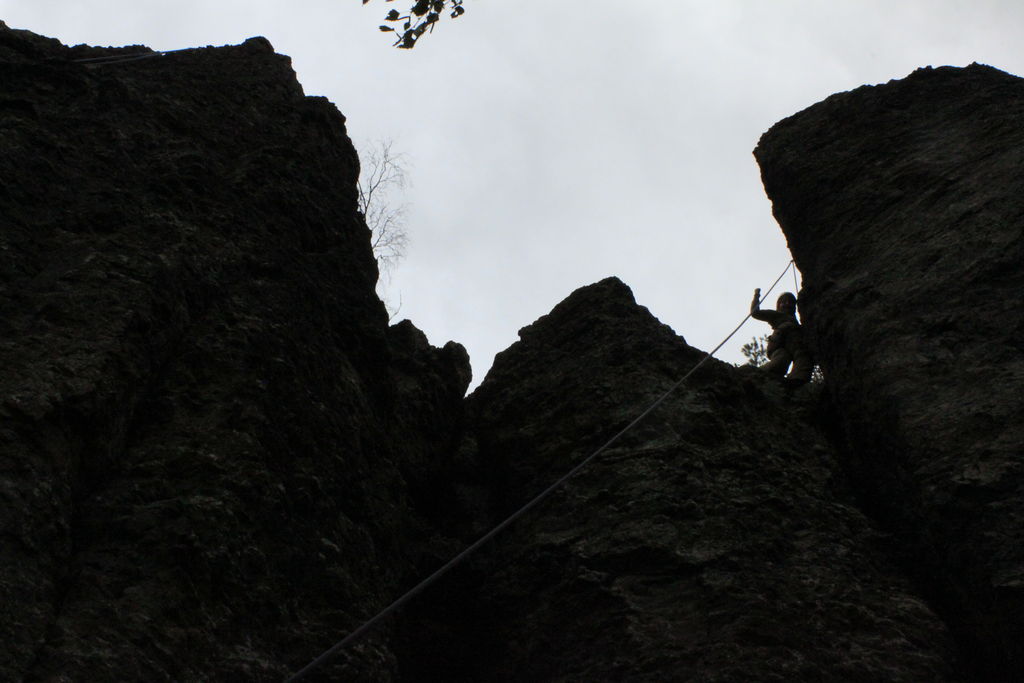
[357,139,410,274]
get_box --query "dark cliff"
[755,63,1024,680]
[399,277,958,681]
[0,23,469,682]
[1,24,1021,682]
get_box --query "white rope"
[73,48,193,66]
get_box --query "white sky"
[3,1,1022,387]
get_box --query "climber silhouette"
[750,289,813,386]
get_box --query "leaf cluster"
[364,0,466,49]
[740,335,770,367]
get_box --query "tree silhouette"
[357,139,409,274]
[740,334,770,367]
[357,139,410,319]
[363,0,466,48]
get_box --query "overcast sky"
[4,1,1022,387]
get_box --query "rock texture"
[2,23,1021,683]
[397,278,960,681]
[0,22,469,682]
[756,63,1024,681]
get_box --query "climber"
[750,289,813,386]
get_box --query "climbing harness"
[285,259,797,682]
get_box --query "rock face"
[756,63,1024,680]
[0,22,469,682]
[1,23,1020,683]
[400,277,959,681]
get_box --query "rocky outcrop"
[0,22,468,682]
[756,63,1024,680]
[396,277,961,681]
[3,23,1021,683]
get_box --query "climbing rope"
[73,52,160,63]
[285,259,797,682]
[72,48,190,66]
